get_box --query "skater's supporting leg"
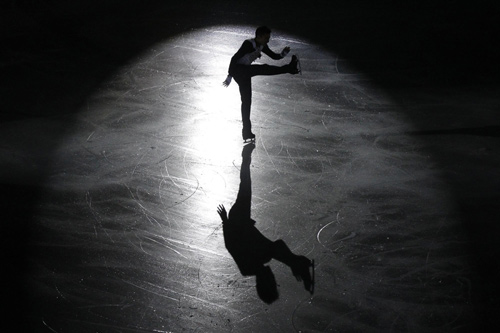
[232,60,299,140]
[237,78,252,136]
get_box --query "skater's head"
[256,265,278,304]
[255,26,271,45]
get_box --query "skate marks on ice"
[25,26,310,331]
[244,30,473,330]
[271,115,471,331]
[20,26,473,331]
[26,29,245,332]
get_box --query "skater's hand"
[217,204,228,223]
[281,46,290,57]
[222,75,232,87]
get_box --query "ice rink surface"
[1,1,499,332]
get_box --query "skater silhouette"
[217,143,313,304]
[222,26,300,142]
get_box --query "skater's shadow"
[217,143,313,304]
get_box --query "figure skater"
[223,26,300,142]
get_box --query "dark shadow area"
[408,126,500,138]
[0,184,38,329]
[282,0,500,87]
[217,143,313,304]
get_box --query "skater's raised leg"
[272,239,313,293]
[243,63,297,77]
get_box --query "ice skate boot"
[242,128,256,143]
[289,55,301,75]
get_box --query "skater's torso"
[236,39,264,65]
[228,38,281,76]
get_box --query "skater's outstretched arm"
[217,204,229,224]
[262,44,290,60]
[282,46,291,55]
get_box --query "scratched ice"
[10,24,481,333]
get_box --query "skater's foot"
[289,55,301,74]
[291,256,313,293]
[242,129,256,142]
